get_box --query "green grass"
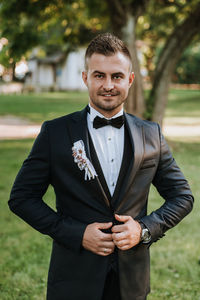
[148,140,200,300]
[0,90,200,299]
[166,89,200,118]
[0,88,199,123]
[0,139,55,300]
[0,91,88,123]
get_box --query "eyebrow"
[92,71,125,77]
[112,72,124,77]
[93,71,105,75]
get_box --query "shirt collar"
[88,103,124,123]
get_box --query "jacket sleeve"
[140,124,194,243]
[8,122,87,252]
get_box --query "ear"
[129,72,135,87]
[82,71,88,87]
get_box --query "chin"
[102,104,122,112]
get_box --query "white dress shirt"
[87,105,124,196]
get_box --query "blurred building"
[25,48,87,92]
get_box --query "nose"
[103,77,114,91]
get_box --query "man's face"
[82,52,134,117]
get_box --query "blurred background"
[0,0,200,299]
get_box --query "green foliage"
[0,0,199,85]
[174,42,200,84]
[0,0,109,66]
[136,0,200,80]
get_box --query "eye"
[113,75,122,80]
[95,74,104,79]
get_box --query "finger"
[98,249,114,256]
[111,224,126,233]
[114,239,129,248]
[115,214,130,223]
[97,245,114,256]
[97,222,113,229]
[101,241,115,249]
[100,232,113,241]
[112,231,127,241]
[117,244,132,251]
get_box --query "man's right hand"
[82,222,115,256]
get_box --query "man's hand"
[82,222,115,256]
[112,214,142,250]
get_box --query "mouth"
[98,93,119,97]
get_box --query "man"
[9,33,193,300]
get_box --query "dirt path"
[163,117,200,139]
[0,116,40,140]
[0,115,200,140]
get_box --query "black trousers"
[101,269,147,300]
[102,269,121,300]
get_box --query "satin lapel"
[66,106,110,208]
[116,114,145,211]
[67,107,90,158]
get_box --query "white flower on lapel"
[72,140,97,180]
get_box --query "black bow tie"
[93,115,124,129]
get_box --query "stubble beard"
[91,94,126,113]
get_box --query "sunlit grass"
[0,89,200,123]
[166,89,200,118]
[0,139,55,300]
[148,140,200,300]
[0,91,88,123]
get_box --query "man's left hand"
[111,214,142,250]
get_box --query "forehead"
[86,52,131,74]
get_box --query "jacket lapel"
[66,107,90,158]
[66,106,110,208]
[115,113,145,211]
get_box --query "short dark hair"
[85,33,132,70]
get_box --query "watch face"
[142,228,151,243]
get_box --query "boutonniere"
[72,140,97,181]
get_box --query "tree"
[174,42,200,84]
[98,0,200,125]
[1,0,200,125]
[86,0,148,117]
[0,0,108,70]
[107,0,148,118]
[147,0,200,124]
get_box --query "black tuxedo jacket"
[9,106,193,300]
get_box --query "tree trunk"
[150,2,200,126]
[106,0,148,117]
[12,62,17,81]
[122,14,145,117]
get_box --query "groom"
[9,33,193,300]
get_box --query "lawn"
[166,89,200,118]
[0,91,88,123]
[0,90,200,299]
[0,88,200,123]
